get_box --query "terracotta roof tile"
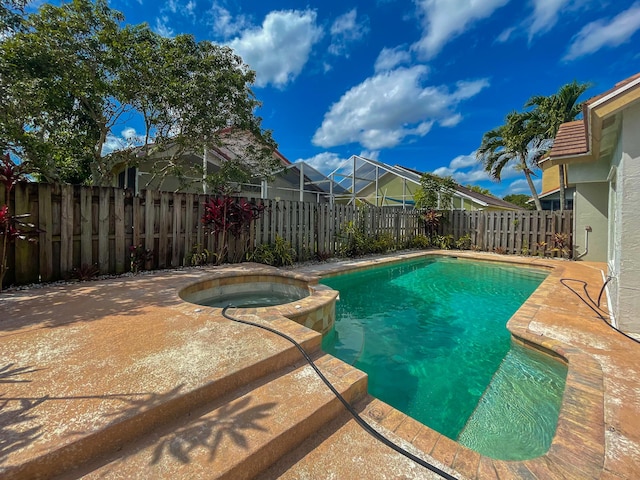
[549,120,588,157]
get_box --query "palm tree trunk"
[558,164,566,211]
[524,168,543,211]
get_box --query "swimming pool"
[321,256,567,460]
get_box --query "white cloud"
[165,0,195,16]
[433,151,489,183]
[564,3,640,60]
[154,16,174,37]
[432,151,528,187]
[374,46,412,72]
[102,128,144,156]
[313,67,489,150]
[296,152,349,173]
[528,0,570,38]
[209,2,251,38]
[227,10,323,88]
[328,9,369,56]
[496,26,516,43]
[412,0,510,59]
[506,178,541,195]
[359,150,381,161]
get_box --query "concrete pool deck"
[0,251,638,479]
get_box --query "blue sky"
[46,1,640,197]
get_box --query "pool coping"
[2,250,634,478]
[294,251,608,479]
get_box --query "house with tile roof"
[112,131,342,203]
[540,72,640,334]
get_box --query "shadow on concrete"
[150,396,276,465]
[0,269,209,333]
[0,363,41,383]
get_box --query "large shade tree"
[477,111,546,210]
[526,80,591,211]
[0,0,278,188]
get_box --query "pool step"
[257,399,453,480]
[2,320,323,480]
[73,354,368,479]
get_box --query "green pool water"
[321,256,567,460]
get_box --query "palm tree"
[526,81,591,211]
[477,110,546,210]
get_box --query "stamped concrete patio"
[1,251,639,479]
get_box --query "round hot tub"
[179,271,338,335]
[181,276,310,308]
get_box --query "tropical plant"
[184,244,215,266]
[129,244,153,273]
[338,214,398,258]
[432,234,454,250]
[549,232,571,258]
[477,111,546,210]
[0,153,36,291]
[455,234,472,250]
[407,234,431,249]
[201,196,265,264]
[421,209,442,240]
[526,81,591,211]
[248,235,296,267]
[71,263,100,281]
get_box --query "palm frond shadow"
[0,395,46,464]
[99,384,276,465]
[150,396,276,465]
[0,363,41,383]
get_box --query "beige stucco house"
[540,72,640,334]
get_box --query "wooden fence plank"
[158,192,169,268]
[144,190,155,256]
[114,190,126,273]
[98,187,110,274]
[38,183,53,281]
[13,183,33,284]
[80,187,92,267]
[59,185,74,275]
[172,193,182,267]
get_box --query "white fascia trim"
[585,76,640,158]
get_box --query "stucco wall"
[616,103,640,333]
[574,182,609,262]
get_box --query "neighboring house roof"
[547,120,588,157]
[541,72,640,168]
[338,159,521,210]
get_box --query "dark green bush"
[248,235,296,266]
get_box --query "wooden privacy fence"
[0,182,422,286]
[440,209,573,256]
[1,182,572,287]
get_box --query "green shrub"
[455,234,472,250]
[433,234,453,250]
[407,234,431,249]
[248,235,296,266]
[338,218,398,257]
[184,244,216,266]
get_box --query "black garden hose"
[221,306,459,480]
[559,277,640,345]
